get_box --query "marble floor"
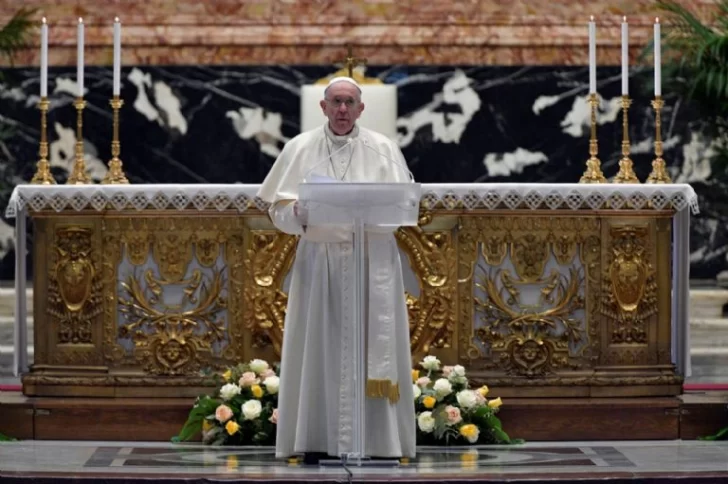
[0,440,727,482]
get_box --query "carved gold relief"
[602,225,657,344]
[47,226,103,345]
[118,268,226,375]
[482,235,507,266]
[511,233,548,283]
[152,233,193,283]
[243,231,297,357]
[397,214,457,361]
[27,207,679,398]
[460,216,601,377]
[102,217,247,375]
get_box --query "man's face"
[320,82,365,135]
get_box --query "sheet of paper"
[306,173,340,184]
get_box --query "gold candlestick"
[102,96,129,184]
[613,95,640,183]
[67,97,91,184]
[646,96,672,184]
[30,97,55,184]
[579,93,606,183]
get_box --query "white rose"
[417,411,435,433]
[433,378,452,398]
[413,384,422,400]
[219,383,241,401]
[249,359,269,375]
[263,375,280,395]
[241,399,263,420]
[456,389,478,409]
[420,355,441,371]
[448,364,467,384]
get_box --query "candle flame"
[623,16,627,22]
[78,17,83,24]
[42,17,46,24]
[590,15,594,21]
[656,17,660,23]
[115,17,119,23]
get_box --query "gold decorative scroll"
[459,216,601,377]
[602,224,657,345]
[102,217,247,375]
[397,214,457,362]
[243,230,298,358]
[47,226,103,346]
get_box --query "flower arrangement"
[413,355,513,445]
[176,359,279,445]
[176,355,516,446]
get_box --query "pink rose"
[416,377,431,387]
[445,405,462,424]
[269,408,279,424]
[261,369,276,379]
[475,392,487,406]
[239,371,259,387]
[215,404,233,423]
[442,366,454,377]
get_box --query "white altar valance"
[5,183,699,218]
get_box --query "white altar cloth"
[5,183,699,217]
[6,183,698,379]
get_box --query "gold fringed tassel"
[366,379,400,404]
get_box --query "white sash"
[365,233,400,404]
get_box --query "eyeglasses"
[325,97,359,108]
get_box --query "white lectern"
[298,181,421,466]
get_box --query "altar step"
[0,393,725,442]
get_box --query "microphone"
[357,137,415,182]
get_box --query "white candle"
[589,16,596,94]
[40,18,48,97]
[621,16,628,95]
[77,17,84,97]
[654,17,661,96]
[113,17,121,96]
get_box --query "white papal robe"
[257,123,416,459]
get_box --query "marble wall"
[0,1,722,282]
[0,0,715,66]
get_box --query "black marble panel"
[0,65,719,280]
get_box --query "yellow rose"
[460,423,480,443]
[222,369,232,382]
[251,384,264,399]
[422,396,436,409]
[477,385,489,397]
[487,397,503,409]
[227,455,239,469]
[225,420,240,435]
[202,419,214,432]
[411,369,420,382]
[460,423,478,439]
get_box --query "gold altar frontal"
[22,201,680,400]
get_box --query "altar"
[5,182,697,408]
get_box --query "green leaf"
[485,414,503,431]
[174,396,220,442]
[0,8,36,64]
[698,425,728,441]
[490,427,512,444]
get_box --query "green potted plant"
[655,0,728,441]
